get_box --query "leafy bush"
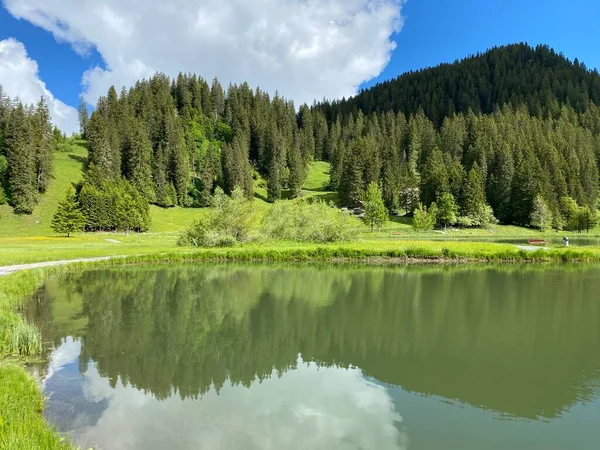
[261,200,356,243]
[179,187,258,247]
[412,203,436,232]
[457,205,498,228]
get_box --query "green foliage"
[261,200,356,243]
[436,192,458,228]
[362,182,387,231]
[78,168,150,233]
[530,195,552,231]
[179,187,258,247]
[78,95,89,138]
[560,196,580,230]
[0,94,54,214]
[51,187,86,237]
[412,203,436,232]
[457,204,499,228]
[321,43,600,125]
[572,206,598,233]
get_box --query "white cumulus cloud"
[0,38,79,134]
[3,0,404,107]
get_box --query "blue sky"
[369,0,600,87]
[0,0,599,133]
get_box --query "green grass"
[149,205,204,232]
[0,268,76,449]
[302,161,331,191]
[0,141,87,237]
[0,364,74,450]
[115,239,600,264]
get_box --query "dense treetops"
[318,43,600,127]
[4,42,600,234]
[0,86,57,213]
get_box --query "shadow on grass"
[305,192,339,205]
[254,192,269,203]
[389,215,413,226]
[68,154,88,166]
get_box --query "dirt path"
[0,256,124,277]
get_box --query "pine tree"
[78,95,89,138]
[199,144,217,206]
[288,137,305,198]
[124,119,154,201]
[32,97,53,193]
[210,78,225,124]
[461,163,487,219]
[5,102,37,213]
[51,187,86,237]
[363,182,387,231]
[530,195,552,231]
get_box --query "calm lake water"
[27,264,600,450]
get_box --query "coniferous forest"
[2,43,600,232]
[0,88,59,214]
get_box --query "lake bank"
[2,236,600,268]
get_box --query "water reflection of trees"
[30,264,600,420]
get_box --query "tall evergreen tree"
[5,102,36,213]
[51,187,86,237]
[362,182,387,231]
[78,95,89,138]
[32,97,53,193]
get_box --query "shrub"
[412,203,436,232]
[261,200,357,243]
[457,205,498,228]
[179,187,258,247]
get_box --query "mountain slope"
[319,43,600,126]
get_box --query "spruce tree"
[530,195,552,231]
[288,138,305,198]
[5,102,37,213]
[78,95,89,138]
[461,163,487,219]
[363,182,387,232]
[51,187,86,237]
[124,119,154,201]
[32,97,53,193]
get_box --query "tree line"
[328,105,600,230]
[83,73,323,209]
[0,86,59,213]
[8,42,600,234]
[77,42,600,233]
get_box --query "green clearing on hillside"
[0,141,87,237]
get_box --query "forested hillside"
[3,43,600,233]
[0,87,61,213]
[318,43,600,126]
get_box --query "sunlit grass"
[0,141,87,237]
[0,364,74,450]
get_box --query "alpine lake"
[25,263,600,450]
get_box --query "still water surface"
[27,264,600,449]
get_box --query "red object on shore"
[527,239,547,245]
